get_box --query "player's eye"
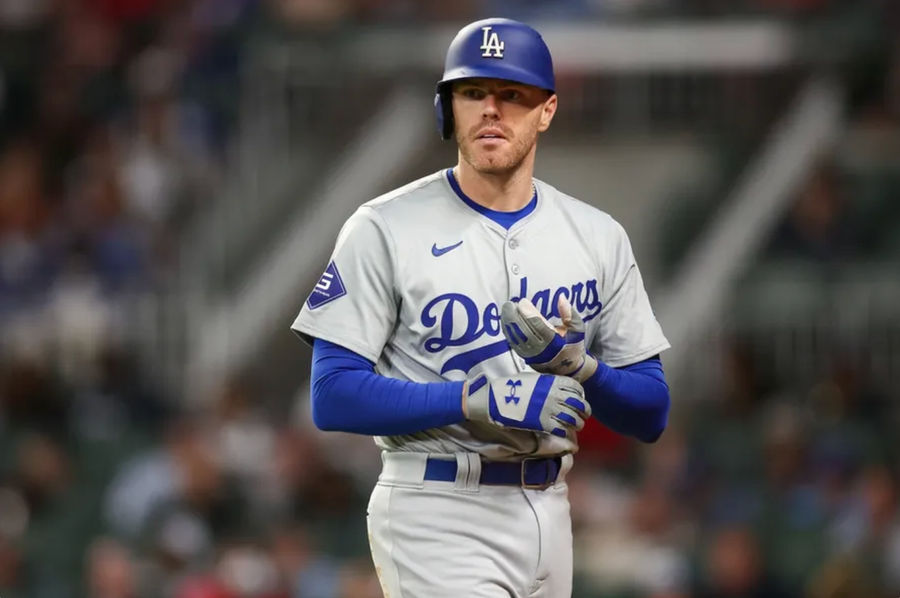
[460,87,486,100]
[499,89,523,102]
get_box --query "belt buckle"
[521,457,555,490]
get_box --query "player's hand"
[463,372,590,438]
[500,296,598,383]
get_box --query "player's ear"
[537,93,557,132]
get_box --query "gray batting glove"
[463,372,590,438]
[500,296,598,383]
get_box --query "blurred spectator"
[575,478,691,595]
[216,543,283,598]
[696,526,789,598]
[287,461,368,560]
[151,508,214,581]
[253,423,369,561]
[757,401,829,591]
[335,559,382,598]
[806,556,876,598]
[69,343,170,442]
[15,433,72,514]
[688,339,769,524]
[0,139,55,314]
[119,43,217,232]
[105,416,231,542]
[86,537,137,598]
[45,256,118,388]
[64,123,149,292]
[642,425,690,497]
[0,534,23,597]
[828,465,900,589]
[0,355,68,437]
[269,525,343,598]
[769,163,855,263]
[213,378,275,488]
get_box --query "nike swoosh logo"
[431,241,463,257]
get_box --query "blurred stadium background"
[1,1,899,597]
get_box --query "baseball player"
[291,17,671,597]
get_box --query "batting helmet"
[434,18,556,140]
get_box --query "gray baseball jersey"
[292,169,669,460]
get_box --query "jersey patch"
[307,261,347,310]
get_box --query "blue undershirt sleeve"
[581,355,670,443]
[310,338,466,435]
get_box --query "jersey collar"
[445,169,538,231]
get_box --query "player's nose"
[481,93,500,118]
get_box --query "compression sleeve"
[581,355,670,443]
[310,339,466,435]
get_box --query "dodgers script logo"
[480,26,505,58]
[421,277,602,375]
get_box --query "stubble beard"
[457,124,538,176]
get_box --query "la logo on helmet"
[480,26,505,58]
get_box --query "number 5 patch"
[307,261,347,309]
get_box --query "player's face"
[452,79,557,176]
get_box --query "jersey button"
[509,239,519,249]
[511,264,520,275]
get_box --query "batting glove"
[463,372,590,438]
[500,296,598,383]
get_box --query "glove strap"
[569,355,598,383]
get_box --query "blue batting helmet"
[435,18,556,140]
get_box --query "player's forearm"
[311,339,465,435]
[313,369,466,434]
[581,356,669,443]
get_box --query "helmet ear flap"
[434,86,454,141]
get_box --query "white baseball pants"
[366,452,574,598]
